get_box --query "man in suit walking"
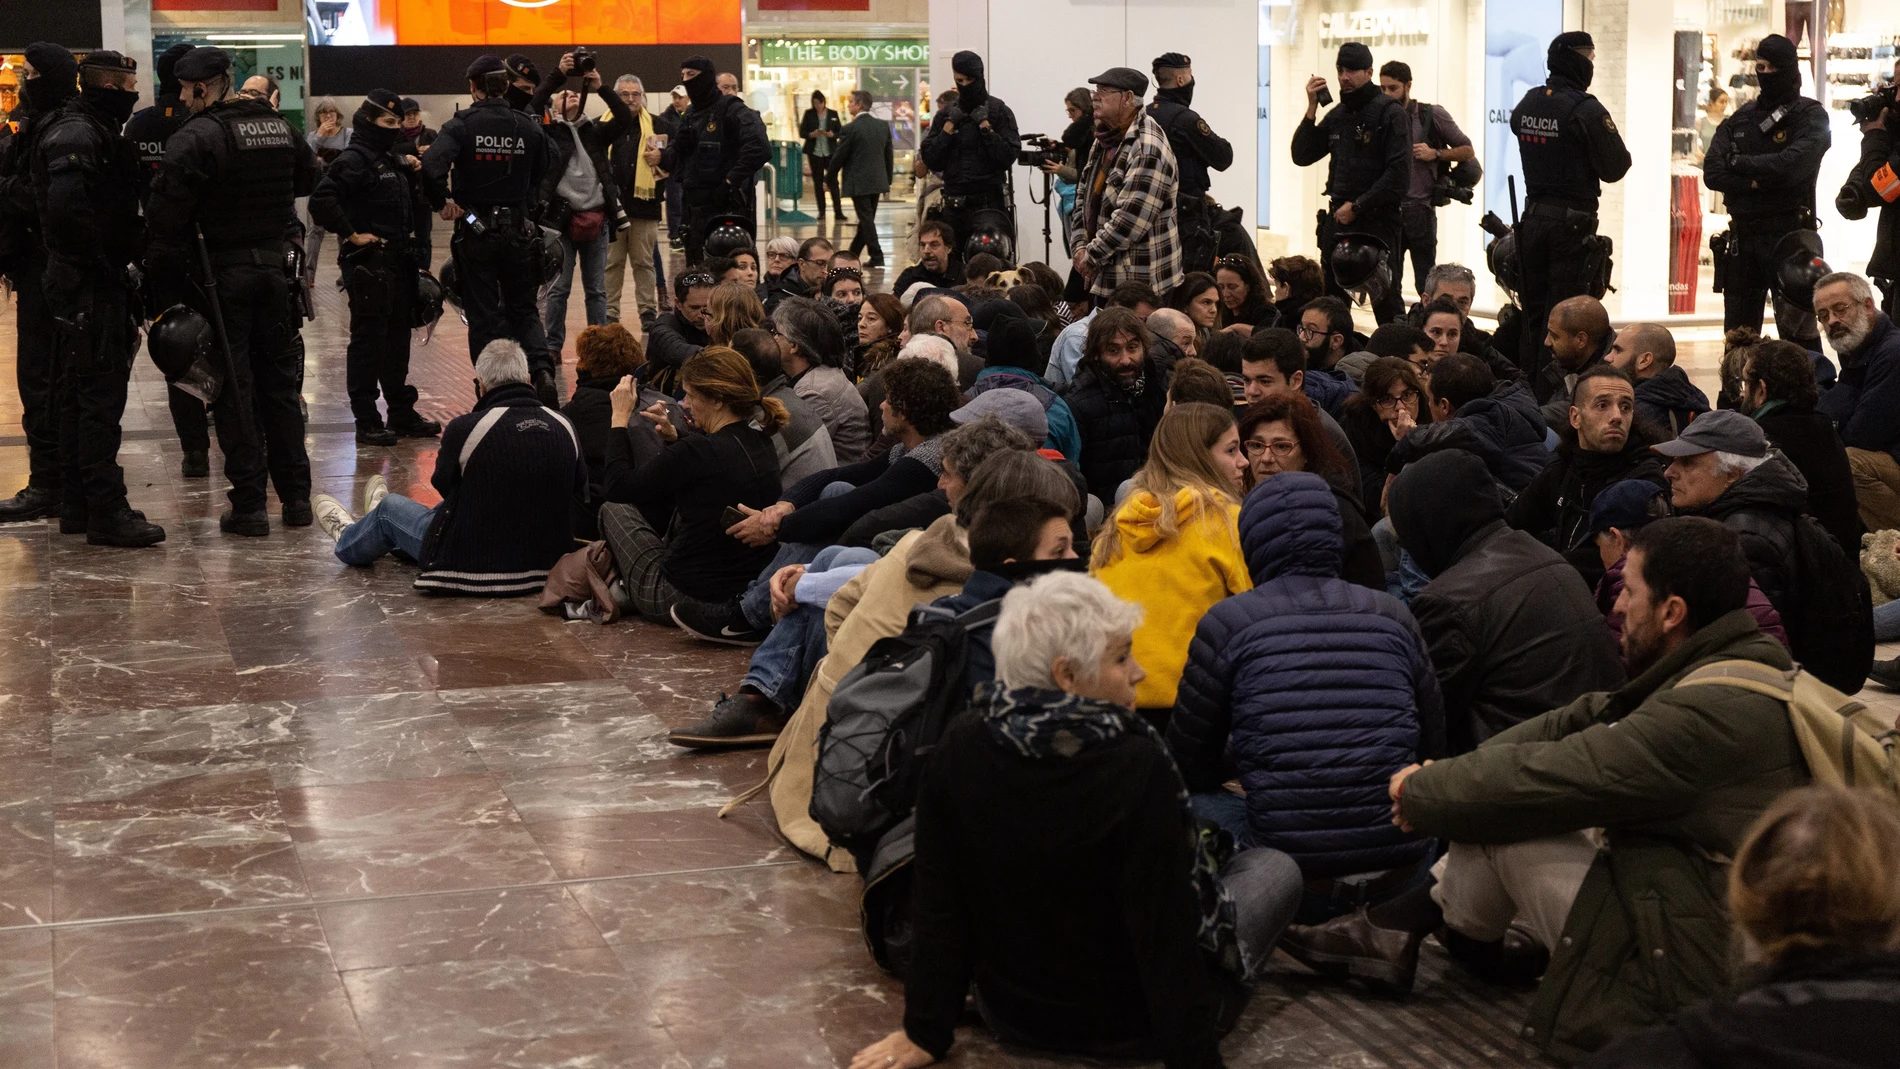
[834,90,893,269]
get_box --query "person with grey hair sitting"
[312,340,586,596]
[848,570,1302,1069]
[774,296,871,461]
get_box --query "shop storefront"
[745,34,928,186]
[153,0,309,129]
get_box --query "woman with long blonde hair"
[707,282,765,346]
[1090,402,1252,728]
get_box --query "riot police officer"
[1510,31,1631,388]
[0,42,79,523]
[1148,52,1232,275]
[1290,42,1412,324]
[32,51,165,546]
[147,46,317,536]
[918,51,1020,257]
[310,88,441,447]
[1704,34,1830,346]
[663,56,770,268]
[421,55,556,405]
[123,41,215,479]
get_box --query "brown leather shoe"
[1279,907,1424,995]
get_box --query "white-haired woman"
[850,571,1302,1069]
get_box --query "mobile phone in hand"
[722,506,747,528]
[1316,86,1334,107]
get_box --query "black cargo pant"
[1516,208,1597,389]
[1177,194,1215,276]
[200,261,310,513]
[1318,208,1404,324]
[1723,221,1821,348]
[1392,200,1438,299]
[932,186,1010,261]
[344,244,421,429]
[451,217,552,378]
[12,252,61,493]
[50,274,136,520]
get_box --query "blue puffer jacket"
[1302,367,1355,421]
[1168,473,1446,878]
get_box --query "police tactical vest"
[1148,98,1209,198]
[199,100,298,248]
[1722,97,1825,218]
[124,103,186,186]
[452,100,538,206]
[1513,86,1599,204]
[685,98,732,186]
[36,106,143,264]
[342,143,414,240]
[1327,92,1402,205]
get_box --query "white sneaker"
[312,494,354,542]
[362,474,389,515]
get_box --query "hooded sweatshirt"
[1092,487,1251,709]
[1633,365,1710,440]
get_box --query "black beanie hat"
[1550,31,1595,54]
[466,54,506,80]
[1336,42,1374,71]
[154,41,194,96]
[1756,33,1798,71]
[171,46,232,84]
[23,42,80,109]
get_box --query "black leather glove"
[968,105,989,126]
[937,105,967,129]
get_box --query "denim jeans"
[1191,790,1255,849]
[335,493,435,566]
[739,545,879,708]
[1877,598,1900,643]
[544,230,609,359]
[1373,516,1430,604]
[1194,789,1434,926]
[738,482,859,631]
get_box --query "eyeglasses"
[677,272,715,290]
[1813,300,1862,325]
[1242,438,1299,459]
[1296,324,1337,339]
[1373,390,1421,411]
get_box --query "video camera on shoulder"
[1849,82,1897,125]
[1017,133,1066,167]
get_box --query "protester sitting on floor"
[906,293,983,387]
[1168,357,1239,413]
[748,451,1088,870]
[1341,357,1432,523]
[1606,321,1707,440]
[1171,472,1444,926]
[668,416,1037,749]
[1581,786,1900,1069]
[1147,308,1200,359]
[1237,395,1383,591]
[1238,328,1359,493]
[849,293,907,384]
[1047,282,1160,388]
[676,358,964,644]
[1744,339,1865,555]
[848,571,1304,1069]
[595,347,785,623]
[1063,306,1174,502]
[730,328,838,492]
[313,340,587,596]
[645,270,716,386]
[707,281,764,345]
[1383,353,1549,495]
[925,491,1086,695]
[774,296,872,462]
[1508,363,1669,590]
[1386,449,1624,754]
[836,407,1041,551]
[1812,272,1900,533]
[1091,402,1251,731]
[1576,479,1786,663]
[1284,517,1809,1064]
[561,324,679,539]
[963,316,1081,459]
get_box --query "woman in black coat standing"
[799,91,844,222]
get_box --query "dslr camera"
[570,47,597,76]
[1017,133,1066,168]
[1848,81,1897,125]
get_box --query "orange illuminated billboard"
[321,0,738,46]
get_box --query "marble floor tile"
[54,975,372,1069]
[493,749,764,824]
[612,926,902,1029]
[0,928,53,1004]
[319,885,608,972]
[50,909,332,999]
[51,834,306,922]
[526,805,793,881]
[0,1001,54,1069]
[0,805,54,927]
[568,861,857,945]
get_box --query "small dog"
[986,269,1025,293]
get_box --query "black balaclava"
[952,51,988,110]
[22,42,78,114]
[503,53,538,111]
[154,41,193,113]
[352,88,403,154]
[1546,32,1595,90]
[1754,34,1801,107]
[1386,449,1505,578]
[682,56,718,108]
[77,51,140,127]
[1153,52,1193,108]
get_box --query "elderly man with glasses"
[1815,271,1900,532]
[1068,67,1183,304]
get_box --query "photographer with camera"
[1378,61,1474,301]
[1836,77,1900,315]
[663,56,769,267]
[1291,42,1412,325]
[1147,53,1233,276]
[1704,34,1831,347]
[920,51,1019,258]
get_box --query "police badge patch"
[1198,119,1213,136]
[1602,115,1617,134]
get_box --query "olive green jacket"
[1400,610,1807,1064]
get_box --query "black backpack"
[809,598,1001,865]
[1785,513,1874,694]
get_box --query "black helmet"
[146,304,223,404]
[538,226,564,285]
[1330,231,1390,296]
[702,214,755,260]
[439,257,463,310]
[1486,228,1523,297]
[962,208,1015,263]
[1447,157,1483,189]
[1771,230,1828,312]
[413,270,445,328]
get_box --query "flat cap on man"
[1649,410,1770,458]
[1088,67,1149,97]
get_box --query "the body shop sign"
[759,39,928,66]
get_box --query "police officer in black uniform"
[0,43,80,523]
[1510,31,1632,388]
[421,55,556,405]
[30,51,165,547]
[1148,52,1233,275]
[123,41,215,479]
[1290,41,1412,324]
[502,54,542,114]
[310,88,442,448]
[147,46,317,536]
[663,56,770,267]
[918,51,1019,258]
[1704,33,1830,346]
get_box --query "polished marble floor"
[2,207,1850,1068]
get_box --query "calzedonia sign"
[758,39,929,66]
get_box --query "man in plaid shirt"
[1069,67,1183,303]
